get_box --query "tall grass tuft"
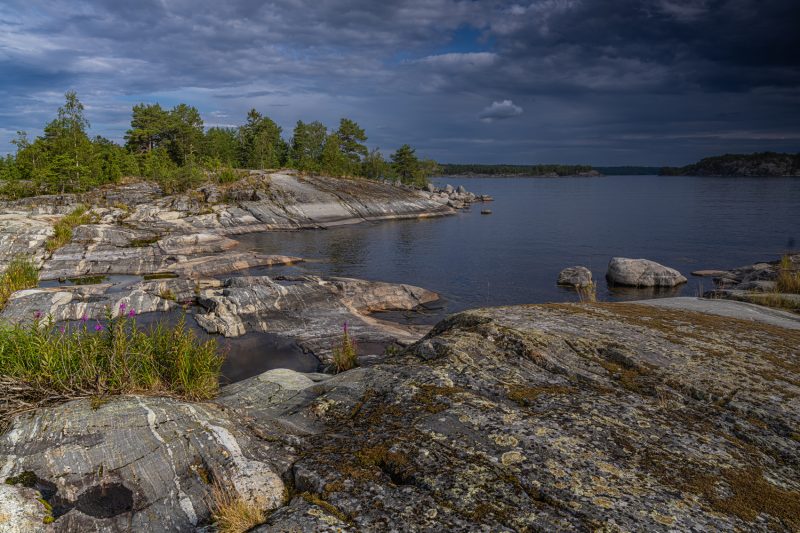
[776,255,800,294]
[0,306,222,428]
[576,281,597,303]
[45,205,96,253]
[210,482,267,533]
[0,256,39,311]
[332,322,358,373]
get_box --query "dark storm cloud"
[0,0,798,164]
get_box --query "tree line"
[0,92,438,197]
[439,163,594,176]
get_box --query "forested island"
[0,92,439,199]
[660,152,800,177]
[439,163,598,177]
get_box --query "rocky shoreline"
[0,172,489,361]
[1,173,799,531]
[2,299,799,531]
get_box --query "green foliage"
[126,102,204,169]
[239,109,286,170]
[0,311,223,424]
[361,148,387,180]
[2,92,440,197]
[0,257,39,311]
[204,127,242,167]
[290,120,327,171]
[320,134,349,177]
[126,103,171,153]
[335,118,367,168]
[390,144,433,186]
[45,205,95,253]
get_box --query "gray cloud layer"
[1,0,798,164]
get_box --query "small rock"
[558,266,593,287]
[480,209,492,215]
[444,184,454,194]
[691,269,729,277]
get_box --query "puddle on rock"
[130,309,321,383]
[74,484,133,519]
[39,274,143,294]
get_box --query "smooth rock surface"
[638,296,800,329]
[606,257,687,287]
[0,396,289,531]
[3,302,798,531]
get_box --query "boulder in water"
[606,257,687,287]
[557,266,593,287]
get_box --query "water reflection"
[235,175,800,315]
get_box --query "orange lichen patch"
[507,384,574,406]
[683,467,800,527]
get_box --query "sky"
[1,0,799,165]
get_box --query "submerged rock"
[557,265,593,287]
[3,300,799,531]
[606,257,687,287]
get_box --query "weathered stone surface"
[0,484,49,532]
[557,265,593,287]
[697,254,800,311]
[0,283,176,324]
[2,301,799,531]
[0,396,289,532]
[638,296,800,329]
[606,257,687,287]
[0,215,52,269]
[1,272,436,365]
[195,275,438,360]
[39,230,299,280]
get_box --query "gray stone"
[3,302,800,531]
[557,266,593,287]
[606,257,687,287]
[0,396,289,531]
[0,484,49,532]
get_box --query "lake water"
[236,175,800,318]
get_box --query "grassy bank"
[0,308,222,428]
[777,255,800,294]
[0,257,39,311]
[45,205,96,253]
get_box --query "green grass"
[776,255,800,294]
[0,257,39,311]
[0,310,222,427]
[45,205,96,253]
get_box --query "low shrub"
[0,306,222,428]
[211,482,267,533]
[576,281,597,303]
[776,255,800,294]
[45,205,96,253]
[332,323,358,373]
[0,257,39,311]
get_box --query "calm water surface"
[236,175,800,316]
